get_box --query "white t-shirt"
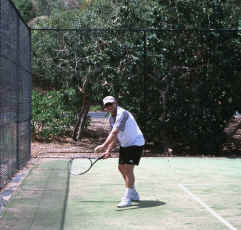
[109,106,145,147]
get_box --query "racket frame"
[70,154,105,176]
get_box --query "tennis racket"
[70,154,105,176]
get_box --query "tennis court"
[1,156,241,230]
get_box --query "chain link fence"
[0,0,32,188]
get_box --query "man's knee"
[119,164,134,175]
[118,164,125,173]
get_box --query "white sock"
[124,188,134,197]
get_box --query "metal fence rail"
[0,0,32,188]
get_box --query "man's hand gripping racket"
[95,144,111,159]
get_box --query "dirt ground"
[31,117,112,157]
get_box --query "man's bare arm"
[95,129,119,153]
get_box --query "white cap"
[103,96,116,105]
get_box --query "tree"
[149,0,241,153]
[31,0,241,155]
[31,0,125,140]
[11,0,36,23]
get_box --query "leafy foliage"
[148,0,241,153]
[32,90,77,141]
[30,0,241,154]
[11,0,36,22]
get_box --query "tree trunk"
[72,78,90,141]
[72,102,89,141]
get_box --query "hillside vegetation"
[12,0,241,155]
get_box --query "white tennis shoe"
[117,197,131,208]
[117,188,140,207]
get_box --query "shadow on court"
[116,200,166,211]
[0,159,70,230]
[77,199,166,210]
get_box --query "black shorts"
[119,146,144,166]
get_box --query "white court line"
[178,184,233,187]
[179,184,237,230]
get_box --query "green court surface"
[1,157,241,230]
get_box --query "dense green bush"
[148,0,241,153]
[32,90,77,141]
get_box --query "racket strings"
[71,158,93,175]
[31,151,105,176]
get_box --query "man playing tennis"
[95,96,145,208]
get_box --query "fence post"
[16,16,20,170]
[28,29,32,162]
[143,30,147,136]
